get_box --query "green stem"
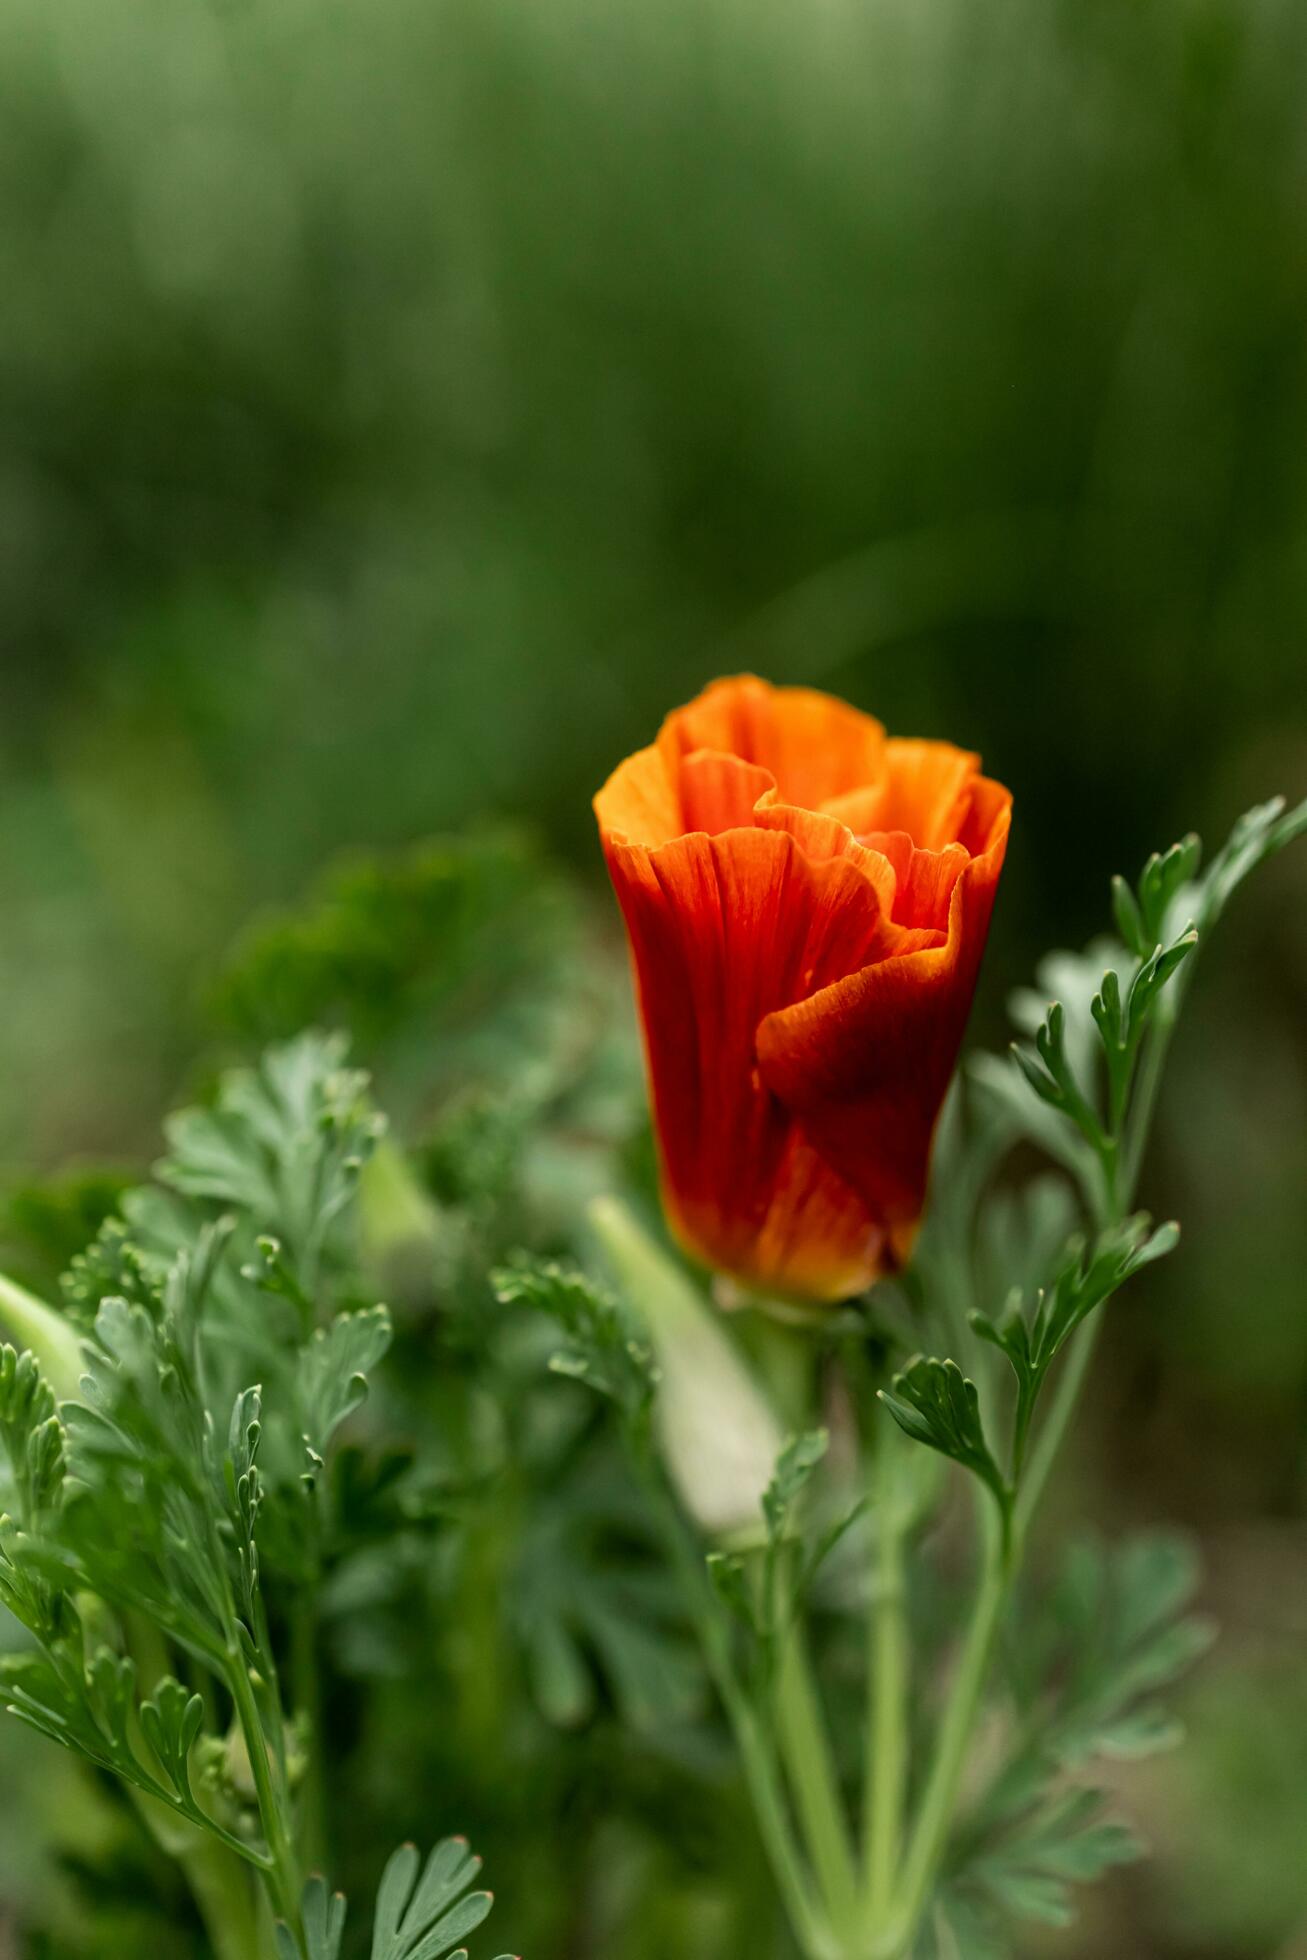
[873,933,1194,1954]
[121,1610,273,1953]
[1013,1316,1100,1539]
[1017,998,1179,1539]
[640,1460,835,1960]
[888,1503,1013,1951]
[180,1834,265,1960]
[226,1647,303,1950]
[1121,1005,1177,1201]
[725,1664,842,1960]
[863,1500,909,1930]
[884,984,1184,1950]
[775,1621,860,1944]
[290,1598,327,1873]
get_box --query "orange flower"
[594,675,1012,1303]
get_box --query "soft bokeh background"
[1,0,1306,1954]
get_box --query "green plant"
[1,795,1302,1960]
[510,793,1306,1960]
[0,1034,516,1960]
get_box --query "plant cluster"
[0,792,1302,1960]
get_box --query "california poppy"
[594,675,1011,1302]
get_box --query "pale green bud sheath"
[0,1271,83,1401]
[588,1194,783,1539]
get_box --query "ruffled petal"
[601,824,900,1297]
[677,752,776,836]
[594,742,682,847]
[657,674,886,812]
[857,830,970,931]
[752,791,901,920]
[877,738,982,848]
[823,739,981,850]
[755,790,1011,1255]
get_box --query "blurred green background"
[1,0,1305,1954]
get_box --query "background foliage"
[1,1,1305,1956]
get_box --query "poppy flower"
[594,675,1012,1303]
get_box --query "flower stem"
[725,1665,842,1960]
[862,1497,909,1931]
[638,1459,835,1960]
[775,1621,860,1944]
[888,1502,1013,1951]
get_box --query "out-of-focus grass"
[1,1,1306,1954]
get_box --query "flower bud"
[589,1196,782,1538]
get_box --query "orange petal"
[752,790,901,920]
[858,831,971,931]
[825,738,981,850]
[657,674,886,812]
[676,752,776,836]
[756,793,1011,1242]
[602,823,901,1298]
[594,742,681,848]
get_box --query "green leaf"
[1196,794,1307,932]
[277,1835,517,1960]
[797,1496,872,1601]
[369,1838,497,1960]
[61,1217,163,1327]
[923,1889,1010,1960]
[139,1676,205,1804]
[510,1470,702,1735]
[1090,929,1197,1127]
[211,831,581,1101]
[971,1216,1179,1452]
[706,1550,756,1631]
[969,1052,1093,1189]
[761,1430,828,1544]
[523,1614,596,1728]
[155,1032,385,1284]
[0,1649,117,1765]
[879,1358,1008,1513]
[55,1281,234,1659]
[298,1306,394,1468]
[996,801,1307,1208]
[0,1169,132,1301]
[0,1636,217,1831]
[1009,997,1108,1159]
[969,1786,1144,1929]
[1128,833,1202,953]
[959,1529,1215,1942]
[276,1884,343,1960]
[586,1599,703,1734]
[0,1516,68,1641]
[494,1257,655,1423]
[276,1875,348,1960]
[0,1343,65,1523]
[1109,873,1147,959]
[973,1174,1081,1326]
[84,1646,138,1763]
[225,1384,264,1619]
